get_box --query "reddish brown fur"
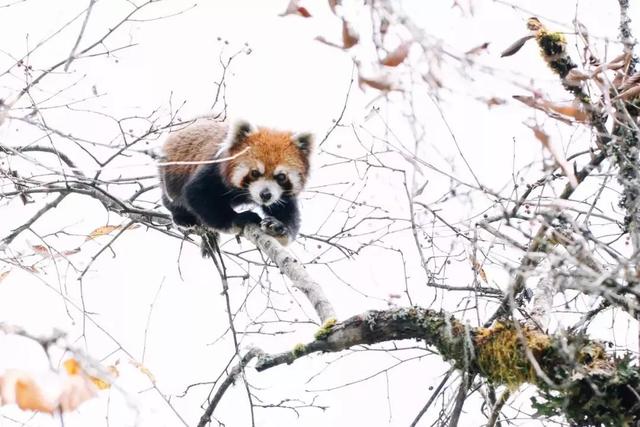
[224,128,309,186]
[160,120,309,200]
[161,120,226,187]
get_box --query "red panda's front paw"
[260,216,288,237]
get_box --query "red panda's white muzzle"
[249,179,283,206]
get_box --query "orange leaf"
[64,358,116,390]
[0,270,10,283]
[63,358,81,376]
[513,95,589,123]
[89,377,109,391]
[130,360,156,384]
[90,366,118,390]
[15,377,55,413]
[86,225,120,241]
[342,19,359,48]
[0,370,56,413]
[381,41,412,67]
[547,104,589,122]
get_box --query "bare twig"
[64,0,98,71]
[197,348,263,427]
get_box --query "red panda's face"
[222,124,313,206]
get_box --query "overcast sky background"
[0,0,637,426]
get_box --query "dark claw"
[261,217,288,237]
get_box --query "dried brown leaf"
[615,85,640,101]
[500,35,534,58]
[381,42,411,67]
[296,6,311,17]
[61,248,81,256]
[31,245,49,255]
[513,95,589,123]
[465,42,489,56]
[482,97,506,108]
[358,75,393,91]
[280,0,311,17]
[564,69,590,87]
[620,71,640,91]
[469,256,488,283]
[342,19,359,48]
[528,125,578,188]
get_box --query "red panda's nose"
[260,189,272,202]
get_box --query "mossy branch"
[252,307,640,426]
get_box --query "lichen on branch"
[253,307,640,425]
[527,17,587,99]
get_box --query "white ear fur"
[292,132,314,156]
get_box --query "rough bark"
[251,307,640,426]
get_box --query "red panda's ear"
[293,133,314,157]
[225,120,257,149]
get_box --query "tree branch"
[242,224,336,323]
[251,307,640,425]
[197,347,263,427]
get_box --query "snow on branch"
[242,223,336,323]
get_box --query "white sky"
[0,0,637,426]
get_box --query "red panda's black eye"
[275,173,287,184]
[250,169,261,179]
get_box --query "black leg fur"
[162,195,200,228]
[184,164,260,231]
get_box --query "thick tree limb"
[254,308,467,371]
[251,307,640,425]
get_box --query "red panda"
[159,118,313,245]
